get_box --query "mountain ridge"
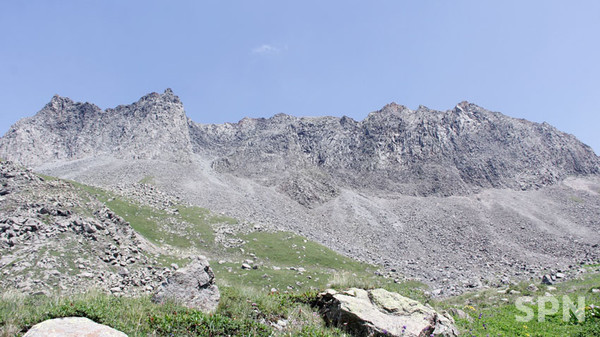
[2,89,597,199]
[0,89,193,166]
[1,89,599,294]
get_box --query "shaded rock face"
[317,288,458,337]
[24,317,127,337]
[152,256,220,312]
[1,91,599,199]
[0,89,192,166]
[196,102,600,196]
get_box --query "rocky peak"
[367,102,409,118]
[39,95,100,120]
[111,88,185,119]
[48,94,73,109]
[381,102,406,113]
[269,113,296,124]
[453,100,471,113]
[137,88,181,105]
[162,88,180,102]
[195,101,600,197]
[339,115,358,127]
[452,101,490,117]
[415,104,430,111]
[1,92,599,197]
[0,89,193,166]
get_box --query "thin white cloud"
[251,44,281,55]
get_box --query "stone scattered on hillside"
[24,317,127,337]
[542,274,554,285]
[317,288,458,337]
[0,160,169,296]
[448,308,472,322]
[152,255,220,312]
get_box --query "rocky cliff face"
[1,91,597,199]
[0,89,193,167]
[194,101,600,200]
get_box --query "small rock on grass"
[152,256,220,312]
[24,317,127,337]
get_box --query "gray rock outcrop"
[24,317,127,337]
[0,89,192,166]
[317,288,458,337]
[1,92,598,199]
[194,101,600,198]
[152,255,220,312]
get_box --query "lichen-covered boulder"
[152,255,220,312]
[317,288,458,337]
[24,317,127,337]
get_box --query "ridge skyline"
[6,88,598,157]
[2,88,598,199]
[39,89,493,123]
[3,2,599,156]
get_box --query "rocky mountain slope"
[2,90,598,199]
[196,101,600,199]
[0,89,192,167]
[1,90,599,295]
[0,158,412,307]
[0,160,170,295]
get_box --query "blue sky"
[1,1,599,153]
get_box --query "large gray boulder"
[317,288,458,337]
[152,255,220,312]
[24,317,127,337]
